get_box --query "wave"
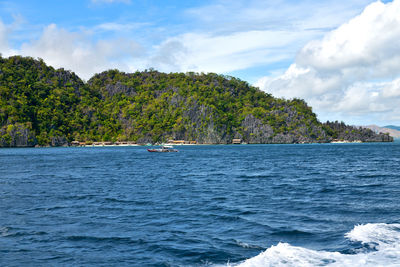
[235,240,264,249]
[232,223,400,267]
[0,226,48,238]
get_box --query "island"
[0,56,393,147]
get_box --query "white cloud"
[256,0,400,125]
[20,24,144,80]
[297,1,400,77]
[185,0,373,34]
[0,18,20,56]
[147,0,375,77]
[150,29,318,74]
[0,20,9,53]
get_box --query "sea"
[1,142,400,266]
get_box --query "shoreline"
[1,140,396,148]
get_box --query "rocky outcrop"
[50,136,69,147]
[324,121,393,142]
[0,123,37,147]
[239,114,274,143]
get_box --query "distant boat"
[147,145,178,152]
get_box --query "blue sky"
[1,0,399,126]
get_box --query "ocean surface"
[1,143,400,266]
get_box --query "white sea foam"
[232,223,400,267]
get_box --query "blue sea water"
[1,143,400,266]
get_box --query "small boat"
[147,145,178,152]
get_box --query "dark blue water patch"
[65,235,141,245]
[1,143,400,266]
[270,229,315,237]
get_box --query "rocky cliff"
[324,121,392,142]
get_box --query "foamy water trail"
[231,223,400,267]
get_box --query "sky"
[0,0,399,126]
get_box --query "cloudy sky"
[0,0,399,126]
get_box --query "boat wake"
[232,223,400,267]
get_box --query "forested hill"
[0,56,393,147]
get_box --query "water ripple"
[1,143,400,266]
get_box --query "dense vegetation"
[0,56,392,147]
